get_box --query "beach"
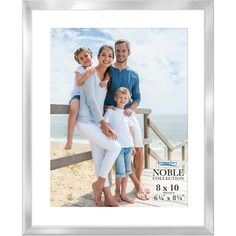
[50,142,96,207]
[50,141,187,207]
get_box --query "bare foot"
[138,185,151,195]
[114,191,121,202]
[104,198,119,207]
[132,185,150,194]
[136,191,146,201]
[64,141,72,150]
[144,187,150,194]
[138,186,150,200]
[120,193,134,203]
[92,182,103,207]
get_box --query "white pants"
[76,121,121,187]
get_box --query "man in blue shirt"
[105,39,149,200]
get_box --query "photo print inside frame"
[50,28,188,208]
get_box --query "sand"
[50,142,96,207]
[50,141,187,207]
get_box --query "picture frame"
[23,0,214,235]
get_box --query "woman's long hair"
[105,66,113,97]
[97,45,114,96]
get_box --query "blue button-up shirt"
[105,66,141,108]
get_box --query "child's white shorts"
[129,113,143,148]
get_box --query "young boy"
[104,87,135,203]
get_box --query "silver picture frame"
[23,0,214,235]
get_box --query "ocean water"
[51,114,187,147]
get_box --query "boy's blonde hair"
[114,87,131,100]
[74,47,92,64]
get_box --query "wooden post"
[182,145,186,171]
[167,148,172,160]
[144,114,150,168]
[182,145,186,161]
[164,146,167,160]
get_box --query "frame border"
[22,0,214,235]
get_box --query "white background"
[0,0,235,235]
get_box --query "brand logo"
[157,160,180,168]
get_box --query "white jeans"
[76,121,121,187]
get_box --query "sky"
[51,28,187,115]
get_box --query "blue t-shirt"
[104,66,141,108]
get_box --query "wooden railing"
[144,113,188,169]
[50,104,187,171]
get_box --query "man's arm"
[131,74,141,105]
[124,74,141,116]
[124,101,138,116]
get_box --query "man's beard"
[116,57,127,63]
